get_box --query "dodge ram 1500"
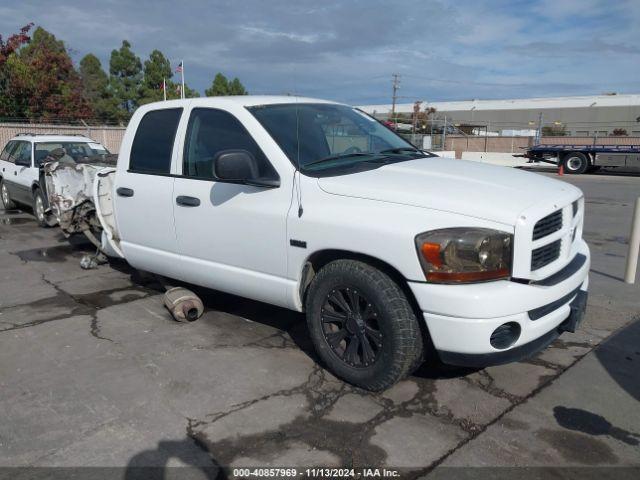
[44,96,590,391]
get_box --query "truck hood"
[317,157,580,226]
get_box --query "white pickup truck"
[44,96,590,391]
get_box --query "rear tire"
[305,259,423,391]
[562,152,589,174]
[1,179,16,209]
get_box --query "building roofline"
[358,93,640,114]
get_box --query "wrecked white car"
[0,134,111,227]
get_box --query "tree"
[611,128,628,136]
[0,23,32,65]
[0,24,33,118]
[12,27,91,120]
[109,40,142,120]
[205,73,229,96]
[79,54,118,122]
[183,84,200,98]
[541,125,567,136]
[140,49,172,104]
[228,77,247,95]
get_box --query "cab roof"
[140,95,344,110]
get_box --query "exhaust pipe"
[163,287,204,322]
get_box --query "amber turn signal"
[420,242,442,268]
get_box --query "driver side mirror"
[213,150,279,188]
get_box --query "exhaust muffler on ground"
[163,287,204,322]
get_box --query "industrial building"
[358,94,640,137]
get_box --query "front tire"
[1,180,16,209]
[33,189,54,227]
[562,152,589,174]
[305,260,423,391]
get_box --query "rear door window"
[129,108,183,174]
[0,141,17,163]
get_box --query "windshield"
[248,103,427,175]
[34,141,110,166]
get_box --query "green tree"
[14,27,91,120]
[139,51,200,102]
[0,23,33,118]
[109,40,142,120]
[541,125,567,137]
[228,77,247,95]
[79,53,118,122]
[205,73,229,96]
[183,84,200,98]
[140,49,172,104]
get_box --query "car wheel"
[563,152,589,174]
[1,180,17,209]
[33,189,53,227]
[305,259,423,391]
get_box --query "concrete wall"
[0,123,126,154]
[445,135,532,154]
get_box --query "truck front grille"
[531,239,561,270]
[532,210,563,240]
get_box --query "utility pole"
[535,112,543,145]
[391,74,400,126]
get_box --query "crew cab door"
[172,106,292,307]
[113,106,184,279]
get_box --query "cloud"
[0,0,638,103]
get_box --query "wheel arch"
[299,248,421,316]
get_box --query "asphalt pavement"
[0,169,638,479]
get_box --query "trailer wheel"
[562,152,589,174]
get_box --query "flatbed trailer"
[519,143,640,174]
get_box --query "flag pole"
[181,59,185,99]
[163,77,167,101]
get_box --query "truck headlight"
[415,228,512,283]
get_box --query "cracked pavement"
[0,172,639,478]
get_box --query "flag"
[175,61,183,73]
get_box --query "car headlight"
[415,228,512,283]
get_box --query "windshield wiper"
[305,152,381,168]
[379,147,422,154]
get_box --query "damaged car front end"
[43,155,124,259]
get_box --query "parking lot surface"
[1,170,639,477]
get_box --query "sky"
[1,0,639,105]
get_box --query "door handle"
[176,195,200,207]
[116,187,134,197]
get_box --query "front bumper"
[408,240,590,366]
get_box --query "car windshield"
[34,141,110,166]
[248,103,428,176]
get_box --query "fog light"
[490,322,521,349]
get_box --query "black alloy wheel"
[321,286,383,368]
